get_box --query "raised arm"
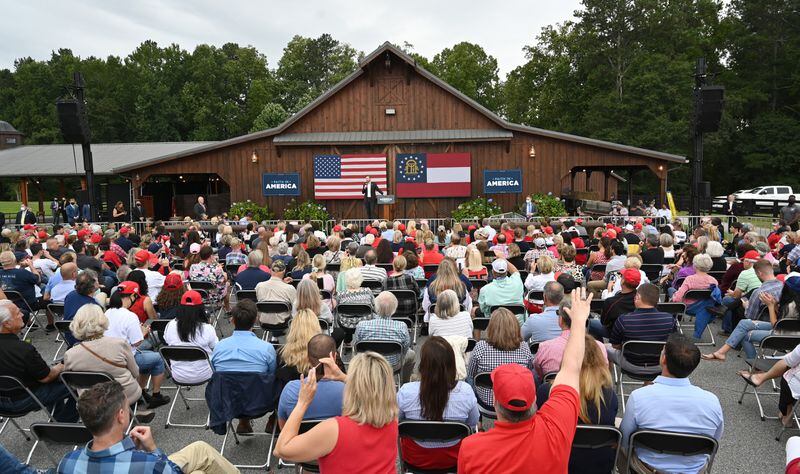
[552,288,592,392]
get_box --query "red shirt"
[457,385,579,474]
[318,417,398,474]
[421,250,444,266]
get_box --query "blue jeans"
[0,443,52,474]
[687,300,715,340]
[0,381,78,423]
[588,318,610,340]
[134,350,165,376]
[726,319,773,359]
[720,295,737,332]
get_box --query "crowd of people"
[2,210,800,473]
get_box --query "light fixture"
[384,52,391,70]
[658,165,664,171]
[385,108,396,116]
[251,150,258,163]
[178,175,183,179]
[528,145,536,158]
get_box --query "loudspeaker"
[56,98,90,144]
[695,86,724,133]
[697,181,711,198]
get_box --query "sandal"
[739,371,759,387]
[701,352,725,361]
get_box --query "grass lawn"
[0,201,21,214]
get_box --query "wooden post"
[585,171,592,193]
[569,171,576,192]
[19,178,28,206]
[626,169,633,206]
[36,180,44,215]
[603,172,610,200]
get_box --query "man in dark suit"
[193,196,207,220]
[361,176,383,219]
[723,194,739,230]
[15,204,36,225]
[131,200,146,221]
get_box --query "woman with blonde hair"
[290,247,312,280]
[306,254,336,305]
[536,333,618,473]
[466,308,534,407]
[423,258,470,321]
[336,250,363,293]
[462,246,487,279]
[274,352,398,473]
[277,308,323,388]
[294,277,333,323]
[525,254,556,292]
[322,236,343,264]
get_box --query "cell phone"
[160,252,167,259]
[317,277,325,289]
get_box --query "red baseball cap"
[134,250,152,264]
[23,224,34,231]
[491,364,536,412]
[620,268,641,286]
[163,273,184,290]
[398,223,406,232]
[180,290,203,306]
[645,218,652,224]
[117,281,140,295]
[468,225,477,231]
[37,231,47,239]
[743,250,760,262]
[603,229,617,239]
[119,226,129,235]
[576,218,583,224]
[333,225,342,232]
[544,226,553,234]
[77,229,89,239]
[90,233,102,244]
[606,223,614,229]
[634,223,643,230]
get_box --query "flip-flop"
[701,353,725,361]
[739,372,759,387]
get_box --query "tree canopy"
[2,2,799,196]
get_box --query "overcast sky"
[0,0,583,77]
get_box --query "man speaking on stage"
[361,176,383,219]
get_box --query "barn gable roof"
[114,42,684,172]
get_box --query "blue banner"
[483,169,523,194]
[262,173,300,196]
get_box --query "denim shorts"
[134,349,165,376]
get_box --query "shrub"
[451,197,502,222]
[528,193,567,219]
[283,199,331,223]
[229,200,274,223]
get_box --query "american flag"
[313,154,387,199]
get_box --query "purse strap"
[79,341,128,369]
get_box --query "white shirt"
[163,320,218,384]
[50,280,76,303]
[104,307,144,353]
[674,231,687,244]
[481,225,497,241]
[140,268,165,300]
[524,272,556,293]
[657,208,673,220]
[428,311,474,339]
[33,258,58,279]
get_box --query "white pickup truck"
[712,185,795,214]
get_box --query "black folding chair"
[335,303,373,355]
[615,340,666,411]
[377,263,394,272]
[225,263,241,277]
[234,289,257,303]
[469,279,489,296]
[326,263,340,273]
[529,341,540,355]
[774,319,800,335]
[707,271,727,285]
[640,264,664,282]
[289,419,327,472]
[526,290,544,304]
[423,264,439,277]
[738,335,800,423]
[570,424,622,474]
[5,290,43,340]
[29,422,92,467]
[682,289,714,345]
[188,280,224,329]
[466,338,477,352]
[147,318,171,349]
[590,299,605,315]
[354,340,405,385]
[0,375,55,448]
[473,372,496,422]
[53,320,74,361]
[389,289,420,343]
[398,421,472,473]
[491,304,527,324]
[59,371,139,432]
[361,279,384,293]
[590,264,607,280]
[256,301,292,341]
[159,346,213,429]
[627,429,718,473]
[473,317,491,333]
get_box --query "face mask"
[526,199,531,203]
[20,207,25,211]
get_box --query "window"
[778,187,792,194]
[4,137,16,144]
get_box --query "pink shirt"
[533,330,607,379]
[672,273,718,304]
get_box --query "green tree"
[250,102,289,132]
[428,42,502,113]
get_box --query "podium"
[377,194,395,220]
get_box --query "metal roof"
[273,129,513,145]
[0,120,21,133]
[110,41,686,172]
[0,142,217,177]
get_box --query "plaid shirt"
[225,251,247,266]
[466,340,534,406]
[353,317,410,367]
[383,273,420,318]
[789,245,800,264]
[58,437,182,474]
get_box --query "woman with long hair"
[277,308,322,387]
[294,277,333,323]
[154,273,186,319]
[305,234,324,258]
[336,249,364,293]
[391,230,405,253]
[125,270,157,323]
[462,246,487,279]
[323,236,343,264]
[163,290,217,384]
[536,333,618,473]
[291,247,312,280]
[397,336,478,470]
[383,254,421,319]
[306,254,336,308]
[274,352,399,473]
[586,236,613,281]
[112,201,127,222]
[423,258,470,321]
[375,238,394,264]
[466,308,534,407]
[404,250,425,279]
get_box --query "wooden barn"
[116,42,685,220]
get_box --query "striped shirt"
[397,381,479,448]
[609,308,676,364]
[429,311,474,339]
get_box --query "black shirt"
[640,247,665,265]
[601,290,636,329]
[76,254,103,274]
[0,333,51,398]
